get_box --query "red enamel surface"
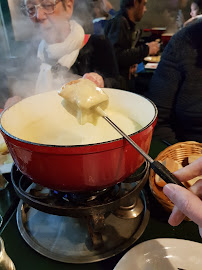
[0,118,157,192]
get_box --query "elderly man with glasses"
[21,0,74,44]
[11,0,119,97]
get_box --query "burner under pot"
[11,163,150,263]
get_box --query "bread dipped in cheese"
[58,79,109,125]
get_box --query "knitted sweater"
[146,20,202,143]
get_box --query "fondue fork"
[96,107,185,187]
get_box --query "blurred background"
[0,0,190,58]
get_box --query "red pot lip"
[144,27,166,31]
[0,95,158,149]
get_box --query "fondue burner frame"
[11,163,150,263]
[11,163,149,217]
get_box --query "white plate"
[0,133,13,174]
[151,27,166,31]
[145,63,158,70]
[114,238,202,270]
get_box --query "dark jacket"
[104,11,149,81]
[71,35,120,88]
[146,20,202,143]
[42,35,120,89]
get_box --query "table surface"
[0,139,201,270]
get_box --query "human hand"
[4,96,22,109]
[163,157,202,237]
[83,73,104,88]
[147,41,160,56]
[102,0,113,13]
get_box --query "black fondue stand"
[0,139,201,270]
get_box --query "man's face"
[133,0,147,22]
[24,0,74,44]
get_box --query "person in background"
[92,0,116,35]
[3,0,120,109]
[163,156,202,238]
[23,0,120,92]
[146,20,202,144]
[104,0,159,91]
[190,0,202,17]
[184,0,202,26]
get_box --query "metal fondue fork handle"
[95,107,184,187]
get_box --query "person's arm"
[109,9,116,16]
[163,157,202,237]
[105,17,149,67]
[116,44,149,67]
[102,0,116,16]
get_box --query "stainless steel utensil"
[96,107,184,187]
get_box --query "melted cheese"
[1,90,144,146]
[58,79,109,125]
[16,108,142,145]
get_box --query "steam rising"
[140,0,189,31]
[0,0,190,107]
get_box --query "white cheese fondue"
[1,90,143,146]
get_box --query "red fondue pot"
[144,27,166,37]
[161,33,174,46]
[0,89,157,192]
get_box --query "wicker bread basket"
[149,141,202,212]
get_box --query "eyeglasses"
[22,0,61,18]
